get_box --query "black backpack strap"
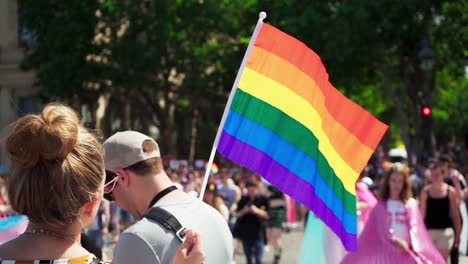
[144,207,187,242]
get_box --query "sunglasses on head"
[104,170,119,201]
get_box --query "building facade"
[0,0,37,171]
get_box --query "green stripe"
[232,89,356,214]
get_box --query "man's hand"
[249,205,269,219]
[173,230,205,264]
[249,205,262,215]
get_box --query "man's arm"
[250,197,269,220]
[113,232,160,264]
[250,205,269,219]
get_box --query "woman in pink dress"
[342,163,445,264]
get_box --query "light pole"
[417,39,435,159]
[418,39,435,72]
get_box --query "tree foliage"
[18,0,467,159]
[260,0,467,159]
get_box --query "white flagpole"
[199,12,267,200]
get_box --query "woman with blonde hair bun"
[0,103,204,264]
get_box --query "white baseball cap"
[102,131,160,172]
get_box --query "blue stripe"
[223,110,357,234]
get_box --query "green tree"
[259,0,467,161]
[18,0,257,157]
[433,69,468,143]
[18,0,467,160]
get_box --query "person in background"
[0,177,15,217]
[420,161,461,262]
[86,200,110,255]
[342,163,445,264]
[0,103,205,264]
[439,154,467,264]
[266,185,286,264]
[440,154,466,202]
[218,169,241,230]
[355,171,377,234]
[118,208,134,233]
[108,201,120,242]
[203,183,229,222]
[235,179,269,264]
[0,173,28,246]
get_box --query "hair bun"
[6,104,80,168]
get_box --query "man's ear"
[116,168,130,187]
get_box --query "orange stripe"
[246,47,373,173]
[255,23,388,150]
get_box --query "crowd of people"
[161,146,468,264]
[344,149,468,264]
[0,103,468,264]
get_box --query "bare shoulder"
[421,185,431,194]
[448,185,457,195]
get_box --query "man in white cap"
[102,131,233,264]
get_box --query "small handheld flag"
[205,161,219,174]
[200,12,388,251]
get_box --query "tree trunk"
[122,100,132,130]
[160,101,177,155]
[94,92,111,135]
[189,108,199,164]
[379,60,415,166]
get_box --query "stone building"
[0,0,37,171]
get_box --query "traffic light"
[422,106,432,116]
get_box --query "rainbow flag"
[216,15,388,251]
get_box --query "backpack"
[143,207,187,242]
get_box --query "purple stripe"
[218,131,357,251]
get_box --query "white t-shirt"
[387,199,410,243]
[113,196,233,264]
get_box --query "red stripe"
[255,23,388,150]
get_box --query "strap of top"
[144,206,187,242]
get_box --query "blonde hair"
[5,103,104,229]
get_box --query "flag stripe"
[255,24,388,150]
[247,46,372,173]
[223,110,357,230]
[239,68,358,193]
[230,89,356,213]
[218,131,357,250]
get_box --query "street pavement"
[234,223,305,264]
[104,223,468,263]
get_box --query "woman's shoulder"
[404,197,418,206]
[447,185,458,198]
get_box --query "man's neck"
[139,174,186,212]
[133,173,170,217]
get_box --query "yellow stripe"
[239,67,358,194]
